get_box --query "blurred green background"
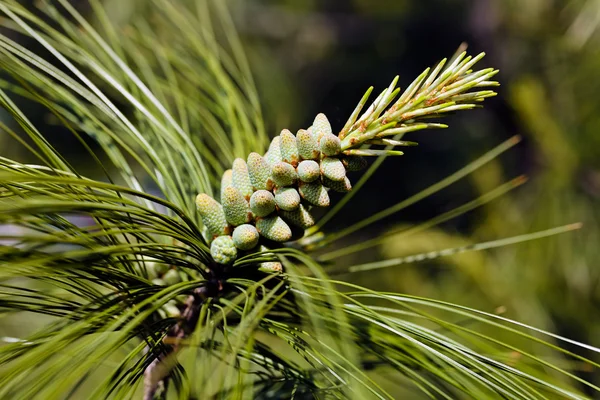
[1,0,599,397]
[235,2,600,390]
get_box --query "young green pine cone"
[323,176,352,193]
[247,152,274,191]
[320,157,346,181]
[312,113,332,141]
[232,224,260,250]
[232,158,253,200]
[256,215,292,242]
[274,187,301,211]
[264,136,282,166]
[197,55,500,264]
[297,160,320,183]
[210,235,238,264]
[296,129,319,160]
[272,162,297,187]
[280,204,315,229]
[320,133,341,156]
[197,110,409,265]
[279,129,299,167]
[250,190,276,217]
[298,182,330,207]
[196,194,230,238]
[222,186,252,226]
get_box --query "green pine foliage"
[0,0,597,399]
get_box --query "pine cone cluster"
[196,113,365,266]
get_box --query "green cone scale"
[247,152,273,191]
[296,129,319,160]
[297,160,320,183]
[196,111,407,265]
[250,190,276,217]
[274,187,301,211]
[232,158,253,200]
[279,129,299,167]
[256,215,292,242]
[210,235,238,264]
[280,204,315,229]
[264,136,282,166]
[222,186,251,226]
[320,133,341,156]
[272,161,297,187]
[323,176,352,192]
[298,182,330,207]
[232,224,259,250]
[320,157,346,181]
[312,113,332,141]
[196,193,230,238]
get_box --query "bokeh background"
[2,0,599,397]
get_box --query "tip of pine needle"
[511,175,528,186]
[509,135,522,145]
[566,222,584,230]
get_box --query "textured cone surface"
[256,215,292,242]
[280,204,315,229]
[279,129,299,166]
[342,156,368,172]
[312,113,332,142]
[320,133,341,156]
[163,269,182,286]
[258,262,283,273]
[210,235,238,264]
[264,136,282,166]
[271,161,297,187]
[250,190,276,217]
[297,160,320,183]
[299,182,330,207]
[296,129,320,160]
[220,169,233,203]
[222,186,252,226]
[195,194,229,238]
[274,187,301,211]
[232,224,259,250]
[247,152,273,190]
[323,176,352,192]
[307,126,316,141]
[320,157,346,181]
[232,158,253,200]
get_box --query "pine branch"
[0,1,596,399]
